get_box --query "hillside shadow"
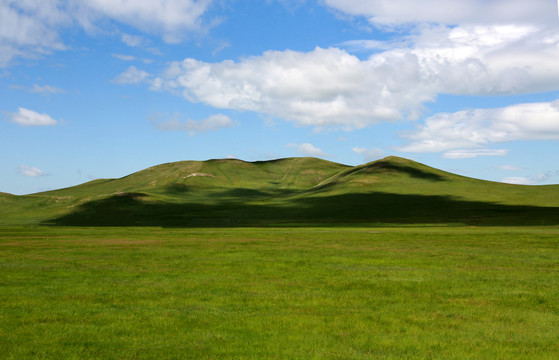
[332,162,447,186]
[365,162,447,182]
[44,191,559,227]
[164,183,191,194]
[217,188,298,199]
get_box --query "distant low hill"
[1,156,558,226]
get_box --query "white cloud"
[84,0,212,43]
[30,84,65,95]
[0,1,212,66]
[378,24,559,96]
[112,65,151,84]
[323,0,556,27]
[534,173,550,182]
[498,165,523,171]
[339,39,409,53]
[152,113,235,136]
[502,177,533,185]
[503,169,559,185]
[9,108,58,126]
[212,42,231,56]
[152,47,426,129]
[150,22,559,129]
[18,165,45,177]
[399,99,559,153]
[121,33,144,47]
[0,0,68,66]
[442,149,508,159]
[146,47,163,56]
[287,143,328,157]
[112,53,136,61]
[352,147,385,162]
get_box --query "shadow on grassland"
[352,161,448,182]
[43,191,559,227]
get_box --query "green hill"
[1,156,558,226]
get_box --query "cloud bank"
[322,0,556,27]
[399,100,559,153]
[0,0,213,66]
[84,0,211,43]
[144,23,559,131]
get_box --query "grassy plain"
[1,226,558,359]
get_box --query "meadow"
[1,225,558,359]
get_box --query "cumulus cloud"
[287,143,329,157]
[149,23,559,129]
[0,1,212,66]
[83,0,211,43]
[9,108,58,126]
[399,100,559,153]
[112,65,151,84]
[323,0,556,27]
[377,24,559,96]
[352,147,385,162]
[18,165,46,177]
[152,113,235,136]
[0,0,68,66]
[151,47,429,129]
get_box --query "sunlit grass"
[1,226,558,359]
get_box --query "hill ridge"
[1,156,558,226]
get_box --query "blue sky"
[1,0,559,195]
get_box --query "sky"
[1,0,559,195]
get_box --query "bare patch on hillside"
[185,173,215,178]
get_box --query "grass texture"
[1,226,558,359]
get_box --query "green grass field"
[1,157,558,358]
[1,226,558,359]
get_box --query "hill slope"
[1,156,558,226]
